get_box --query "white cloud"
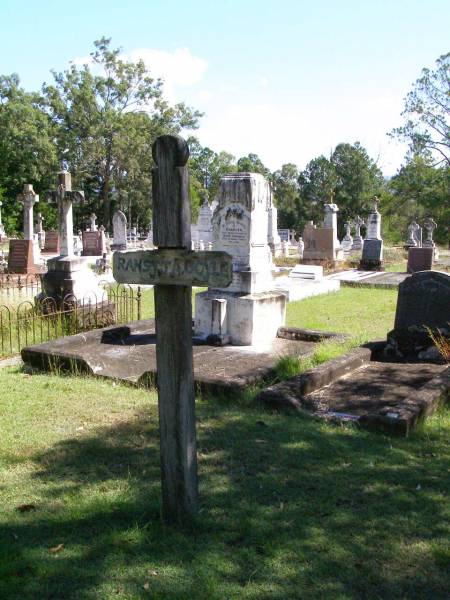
[258,77,269,88]
[128,47,208,102]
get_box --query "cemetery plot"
[21,319,320,391]
[258,348,449,436]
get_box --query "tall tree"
[297,155,338,229]
[385,154,449,243]
[272,163,300,229]
[0,74,58,233]
[236,153,270,177]
[331,142,384,229]
[390,52,450,166]
[42,37,202,227]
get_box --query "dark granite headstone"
[7,239,35,274]
[385,271,450,358]
[82,231,105,256]
[407,247,433,273]
[360,239,383,271]
[43,230,60,254]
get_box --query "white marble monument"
[194,172,286,346]
[18,183,41,263]
[42,170,104,303]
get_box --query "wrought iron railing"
[0,284,142,358]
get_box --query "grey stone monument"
[360,197,383,270]
[17,183,40,263]
[195,172,286,346]
[42,170,103,304]
[351,215,365,252]
[111,210,127,251]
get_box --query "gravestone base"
[195,289,286,346]
[358,258,384,271]
[40,256,106,305]
[384,326,449,362]
[111,242,127,251]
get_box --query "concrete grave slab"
[258,346,449,436]
[21,319,320,393]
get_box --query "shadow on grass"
[0,403,449,599]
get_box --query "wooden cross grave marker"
[113,135,233,523]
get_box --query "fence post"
[137,286,142,321]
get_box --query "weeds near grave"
[426,325,450,363]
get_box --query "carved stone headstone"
[7,239,34,274]
[407,247,433,273]
[35,212,46,249]
[297,237,304,259]
[42,231,60,254]
[385,271,450,358]
[196,198,213,244]
[195,172,286,346]
[405,221,420,248]
[351,215,365,251]
[360,198,383,270]
[341,222,353,253]
[112,210,127,251]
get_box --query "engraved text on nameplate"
[113,249,233,287]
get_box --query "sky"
[0,0,448,176]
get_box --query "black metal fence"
[0,284,142,358]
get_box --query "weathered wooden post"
[113,135,232,522]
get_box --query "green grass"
[0,368,448,599]
[287,287,398,344]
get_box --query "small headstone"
[42,230,60,254]
[7,239,35,274]
[351,215,365,252]
[112,210,127,251]
[281,240,289,257]
[407,247,433,273]
[341,222,353,253]
[196,198,213,244]
[360,198,383,270]
[297,237,304,259]
[289,264,323,281]
[385,271,450,358]
[360,239,383,270]
[82,230,106,256]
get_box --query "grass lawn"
[0,369,448,600]
[0,286,449,599]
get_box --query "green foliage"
[297,155,338,229]
[330,142,384,231]
[391,52,449,166]
[0,74,58,232]
[236,152,270,177]
[384,154,449,244]
[272,163,300,230]
[41,37,202,229]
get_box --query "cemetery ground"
[1,285,449,599]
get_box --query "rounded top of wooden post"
[152,135,189,167]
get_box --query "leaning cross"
[113,135,232,523]
[46,171,84,256]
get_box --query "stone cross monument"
[113,135,233,523]
[351,215,365,251]
[46,171,84,256]
[89,213,98,232]
[18,183,40,263]
[18,183,39,242]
